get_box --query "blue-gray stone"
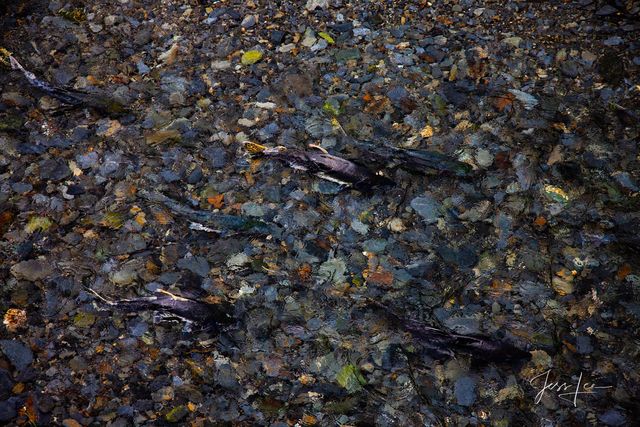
[363,239,387,253]
[411,195,441,224]
[454,376,476,406]
[603,36,623,46]
[270,31,284,45]
[0,369,12,400]
[263,186,281,203]
[76,151,99,169]
[599,409,626,426]
[203,147,227,169]
[406,261,436,278]
[258,122,279,140]
[11,182,32,194]
[112,234,147,255]
[387,86,409,103]
[306,318,322,330]
[596,5,617,15]
[160,75,188,95]
[216,364,240,390]
[334,48,361,62]
[614,172,639,192]
[314,180,343,195]
[444,317,480,335]
[129,321,149,337]
[576,335,594,354]
[136,61,150,74]
[241,14,256,28]
[0,340,34,372]
[117,405,135,417]
[99,153,122,176]
[241,202,265,217]
[436,245,477,268]
[160,169,181,183]
[187,167,203,184]
[0,399,17,422]
[177,255,210,277]
[158,272,181,285]
[53,67,74,85]
[71,126,91,142]
[561,60,580,78]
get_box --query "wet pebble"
[0,370,13,400]
[177,255,210,277]
[410,195,441,224]
[241,14,256,28]
[454,376,476,406]
[10,259,54,282]
[0,400,17,423]
[0,340,34,372]
[40,158,71,181]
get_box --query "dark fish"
[9,55,127,115]
[245,142,393,188]
[138,189,274,235]
[367,300,530,363]
[88,288,233,329]
[10,56,85,105]
[349,139,473,177]
[399,316,531,363]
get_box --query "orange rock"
[616,264,632,281]
[367,266,394,287]
[207,194,224,209]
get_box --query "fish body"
[9,55,127,115]
[10,56,85,105]
[401,317,531,363]
[138,189,274,234]
[367,300,530,363]
[89,288,233,329]
[349,139,473,177]
[247,143,392,188]
[400,148,473,177]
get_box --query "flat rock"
[10,259,54,281]
[177,255,210,277]
[0,340,34,372]
[305,0,329,11]
[454,376,476,406]
[503,36,522,47]
[410,195,441,224]
[40,158,71,181]
[0,399,17,422]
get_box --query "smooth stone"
[10,259,54,281]
[40,158,71,181]
[502,36,522,47]
[0,340,34,372]
[177,255,210,277]
[454,376,476,406]
[0,399,17,422]
[241,14,256,28]
[410,195,441,223]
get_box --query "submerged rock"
[0,340,33,372]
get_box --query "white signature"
[529,370,613,407]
